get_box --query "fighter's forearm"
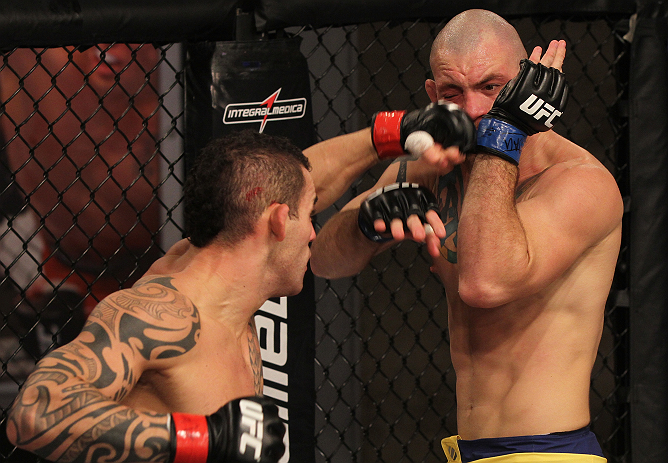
[7,365,171,463]
[310,208,383,279]
[305,129,379,213]
[457,155,528,307]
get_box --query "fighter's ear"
[425,79,438,103]
[268,203,289,242]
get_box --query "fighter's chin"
[273,283,303,298]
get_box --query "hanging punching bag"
[185,28,316,463]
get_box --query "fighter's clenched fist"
[371,101,476,159]
[171,396,286,463]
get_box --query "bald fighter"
[309,9,622,462]
[6,130,315,463]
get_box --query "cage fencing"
[0,12,631,463]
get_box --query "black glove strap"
[168,415,177,463]
[396,159,408,183]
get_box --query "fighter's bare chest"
[184,321,262,392]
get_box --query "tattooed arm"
[6,277,200,463]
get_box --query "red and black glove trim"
[170,413,210,463]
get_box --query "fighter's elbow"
[309,256,330,278]
[310,254,352,279]
[5,411,19,447]
[6,403,39,448]
[457,276,508,309]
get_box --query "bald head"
[430,10,527,71]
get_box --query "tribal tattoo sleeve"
[6,276,200,463]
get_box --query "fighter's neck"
[153,242,274,329]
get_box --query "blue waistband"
[458,426,604,462]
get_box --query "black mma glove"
[476,59,568,164]
[358,182,439,243]
[170,396,285,463]
[371,102,476,159]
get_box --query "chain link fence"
[0,12,630,463]
[0,42,186,461]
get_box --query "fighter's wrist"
[371,111,407,159]
[170,413,210,463]
[475,116,527,165]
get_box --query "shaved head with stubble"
[430,9,527,73]
[425,9,530,123]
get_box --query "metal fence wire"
[0,13,630,463]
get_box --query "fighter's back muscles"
[6,276,200,463]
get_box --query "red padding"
[372,110,406,159]
[171,413,210,463]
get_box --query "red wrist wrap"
[171,413,210,463]
[372,111,406,159]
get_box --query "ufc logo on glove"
[239,399,265,460]
[170,395,285,463]
[519,94,562,129]
[476,59,569,164]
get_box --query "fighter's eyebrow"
[438,72,507,91]
[475,72,507,87]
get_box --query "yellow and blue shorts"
[441,426,607,462]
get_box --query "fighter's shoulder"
[526,152,623,239]
[132,274,179,291]
[91,276,200,325]
[542,153,619,198]
[83,277,201,363]
[526,131,618,193]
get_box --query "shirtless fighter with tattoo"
[309,9,623,463]
[6,130,318,463]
